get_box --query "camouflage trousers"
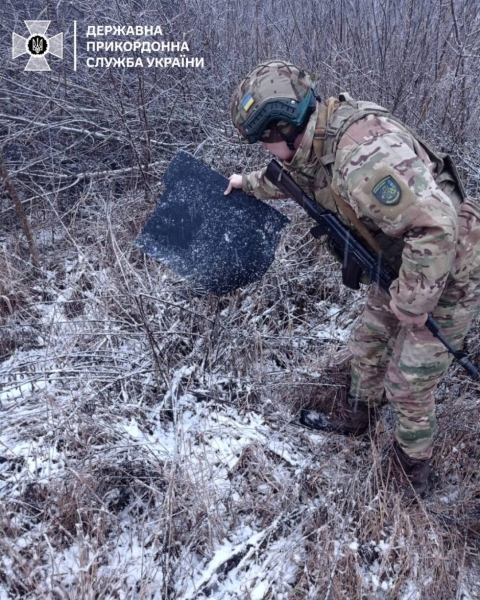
[348,199,480,460]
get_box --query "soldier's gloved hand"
[389,299,428,326]
[224,174,243,195]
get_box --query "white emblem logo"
[12,21,63,72]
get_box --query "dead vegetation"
[1,0,480,597]
[1,194,480,598]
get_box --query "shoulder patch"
[352,166,418,221]
[372,176,401,205]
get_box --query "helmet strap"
[281,126,303,152]
[284,136,297,152]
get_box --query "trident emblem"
[31,38,45,54]
[12,21,63,72]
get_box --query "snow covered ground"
[1,200,480,599]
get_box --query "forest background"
[1,0,480,598]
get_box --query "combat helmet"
[230,60,316,149]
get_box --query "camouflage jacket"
[242,98,461,317]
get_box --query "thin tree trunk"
[0,154,40,268]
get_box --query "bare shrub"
[1,0,480,597]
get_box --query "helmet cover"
[230,60,315,144]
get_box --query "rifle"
[264,159,480,381]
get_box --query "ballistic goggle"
[243,88,316,144]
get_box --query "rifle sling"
[313,103,382,256]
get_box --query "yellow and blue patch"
[241,93,254,112]
[372,175,401,205]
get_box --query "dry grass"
[1,0,480,595]
[1,185,480,599]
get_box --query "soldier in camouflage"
[225,60,480,498]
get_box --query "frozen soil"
[1,195,480,599]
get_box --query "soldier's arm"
[224,168,286,199]
[337,131,458,316]
[242,167,288,200]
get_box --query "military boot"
[392,441,429,499]
[300,393,377,436]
